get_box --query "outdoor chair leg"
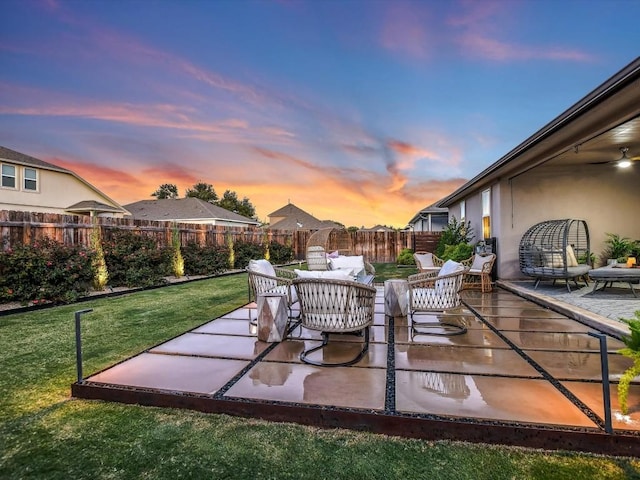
[410,313,467,337]
[299,328,370,367]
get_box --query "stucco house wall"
[436,57,640,282]
[1,146,128,217]
[1,168,117,216]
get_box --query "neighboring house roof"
[0,145,129,216]
[437,56,640,207]
[407,203,448,225]
[361,225,395,232]
[66,200,126,215]
[124,197,260,225]
[0,145,73,174]
[267,202,341,230]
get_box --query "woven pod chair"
[306,227,375,274]
[407,261,468,336]
[293,277,376,367]
[518,219,591,291]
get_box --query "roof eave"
[437,56,640,207]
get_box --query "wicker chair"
[407,260,468,336]
[518,219,592,291]
[293,277,376,367]
[247,259,299,323]
[460,253,496,292]
[306,245,330,271]
[413,252,445,273]
[306,226,375,274]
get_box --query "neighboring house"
[407,203,449,232]
[267,202,341,230]
[0,145,128,217]
[124,197,260,227]
[437,57,640,280]
[360,225,396,232]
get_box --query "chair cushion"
[414,253,434,268]
[329,255,365,276]
[566,245,579,267]
[249,259,276,277]
[470,255,492,271]
[294,269,352,281]
[439,259,463,277]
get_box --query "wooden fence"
[0,210,440,264]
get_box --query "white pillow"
[248,259,275,277]
[439,259,464,277]
[566,245,579,267]
[329,255,365,274]
[542,249,563,268]
[414,253,434,268]
[470,255,492,272]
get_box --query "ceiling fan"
[590,147,640,167]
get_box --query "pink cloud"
[379,2,434,59]
[449,1,594,62]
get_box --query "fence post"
[587,332,613,433]
[75,309,93,383]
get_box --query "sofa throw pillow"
[329,255,365,275]
[542,249,564,268]
[327,250,340,258]
[249,259,276,278]
[414,253,434,268]
[566,245,579,267]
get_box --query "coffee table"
[588,265,640,298]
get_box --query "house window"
[481,189,491,238]
[24,168,38,191]
[1,164,16,188]
[459,200,466,221]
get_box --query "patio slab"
[73,286,640,455]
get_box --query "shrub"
[268,241,294,265]
[396,248,415,265]
[442,243,474,262]
[618,311,640,415]
[182,242,229,276]
[0,237,94,304]
[435,217,474,258]
[102,230,171,288]
[233,241,266,269]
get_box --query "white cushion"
[294,269,352,281]
[414,253,434,268]
[329,255,365,275]
[471,255,492,271]
[438,260,463,277]
[566,245,579,267]
[248,259,276,277]
[542,249,564,268]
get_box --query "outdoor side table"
[384,279,409,317]
[256,292,288,342]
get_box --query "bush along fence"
[0,210,436,305]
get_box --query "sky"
[1,0,639,228]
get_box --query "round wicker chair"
[518,219,592,291]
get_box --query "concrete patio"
[72,285,640,456]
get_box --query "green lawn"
[1,269,638,479]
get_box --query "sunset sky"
[1,0,639,227]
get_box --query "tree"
[217,190,256,219]
[151,183,178,199]
[185,182,218,203]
